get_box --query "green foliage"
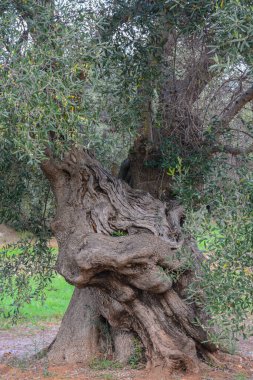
[111,230,128,237]
[234,374,249,380]
[157,137,214,206]
[0,270,73,328]
[234,373,248,380]
[0,140,53,233]
[180,156,253,343]
[0,1,132,165]
[0,1,131,322]
[0,240,56,323]
[89,358,123,371]
[0,3,90,160]
[211,0,253,68]
[128,337,143,369]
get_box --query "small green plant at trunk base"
[128,337,143,369]
[234,374,249,380]
[89,358,123,370]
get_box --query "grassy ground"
[20,276,73,323]
[0,275,73,328]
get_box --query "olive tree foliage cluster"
[90,0,253,340]
[177,157,253,342]
[0,0,132,319]
[0,0,252,336]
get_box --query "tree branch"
[228,127,253,140]
[217,84,253,130]
[205,83,253,155]
[211,142,253,156]
[179,46,215,103]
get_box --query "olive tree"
[0,0,253,374]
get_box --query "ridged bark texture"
[41,148,217,374]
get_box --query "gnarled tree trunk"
[41,148,217,374]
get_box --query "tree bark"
[41,148,217,374]
[47,287,100,364]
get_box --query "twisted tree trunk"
[41,148,217,374]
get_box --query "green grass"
[21,275,74,322]
[0,243,74,328]
[0,275,73,328]
[89,358,123,370]
[234,374,249,380]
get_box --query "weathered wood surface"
[41,149,216,373]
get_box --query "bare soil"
[0,224,20,247]
[0,223,58,248]
[0,322,253,380]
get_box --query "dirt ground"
[0,224,20,246]
[0,223,57,248]
[0,321,253,380]
[1,225,253,379]
[0,362,252,380]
